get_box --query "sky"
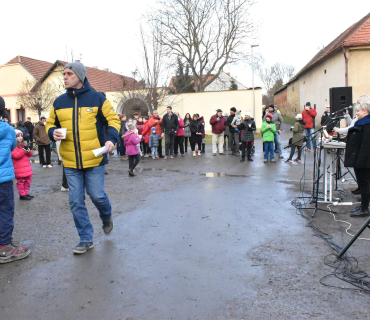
[1,0,370,89]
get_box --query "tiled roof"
[169,74,218,89]
[5,56,53,80]
[286,12,370,87]
[34,60,143,93]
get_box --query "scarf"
[354,114,370,127]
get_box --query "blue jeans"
[264,142,274,160]
[151,146,158,158]
[65,165,111,242]
[274,132,282,155]
[304,128,317,150]
[0,181,15,246]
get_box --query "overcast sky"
[1,0,369,89]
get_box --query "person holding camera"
[161,106,179,159]
[238,111,256,162]
[302,102,317,152]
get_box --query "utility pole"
[251,44,259,119]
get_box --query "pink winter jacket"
[11,146,33,179]
[123,131,142,156]
[176,118,185,136]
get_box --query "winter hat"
[151,127,156,131]
[64,62,87,84]
[266,113,273,119]
[306,102,311,107]
[15,129,23,136]
[295,113,302,120]
[127,123,136,131]
[245,111,251,117]
[230,107,237,112]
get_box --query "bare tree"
[149,0,255,92]
[272,62,295,84]
[256,57,276,95]
[115,26,171,115]
[16,79,57,119]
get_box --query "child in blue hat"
[149,127,160,159]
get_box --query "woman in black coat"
[189,114,204,157]
[344,101,370,217]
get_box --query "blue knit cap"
[151,127,156,131]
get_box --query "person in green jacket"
[286,113,306,163]
[261,113,276,163]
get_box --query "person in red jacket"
[209,109,226,156]
[148,110,163,158]
[11,130,34,200]
[174,112,185,156]
[302,102,317,151]
[141,117,152,157]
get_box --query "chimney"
[103,68,109,72]
[92,66,99,69]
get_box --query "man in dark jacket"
[24,117,34,147]
[0,96,31,263]
[209,109,226,156]
[119,114,128,160]
[226,107,239,155]
[161,106,179,159]
[238,111,256,162]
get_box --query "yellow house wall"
[348,47,370,100]
[158,89,263,133]
[0,63,37,122]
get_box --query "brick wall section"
[286,80,300,118]
[274,88,287,111]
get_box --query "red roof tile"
[5,56,53,80]
[288,12,370,85]
[34,60,143,93]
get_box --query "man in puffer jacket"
[46,62,120,255]
[302,102,317,151]
[0,96,31,263]
[238,111,256,162]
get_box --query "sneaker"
[102,216,114,235]
[193,152,196,157]
[0,241,31,264]
[305,149,311,152]
[144,154,150,158]
[170,155,174,159]
[263,159,268,163]
[285,159,292,163]
[47,164,53,168]
[43,165,47,168]
[279,155,284,159]
[61,186,69,192]
[295,159,301,163]
[20,195,31,200]
[152,157,156,160]
[213,153,217,156]
[198,151,201,156]
[73,242,94,254]
[164,156,168,160]
[270,159,276,163]
[120,156,128,161]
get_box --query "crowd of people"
[1,60,370,264]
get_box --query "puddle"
[202,172,249,178]
[134,168,180,173]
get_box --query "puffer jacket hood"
[0,120,17,183]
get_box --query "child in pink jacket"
[11,130,34,200]
[122,123,142,177]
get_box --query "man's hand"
[333,127,340,133]
[278,130,282,134]
[161,133,165,138]
[104,141,114,154]
[53,129,64,141]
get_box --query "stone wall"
[286,80,301,118]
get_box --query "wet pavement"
[1,123,370,319]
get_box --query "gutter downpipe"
[343,47,348,86]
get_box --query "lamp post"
[251,44,259,119]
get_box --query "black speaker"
[329,87,353,117]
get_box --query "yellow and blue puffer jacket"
[46,78,120,169]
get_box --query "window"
[17,109,25,122]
